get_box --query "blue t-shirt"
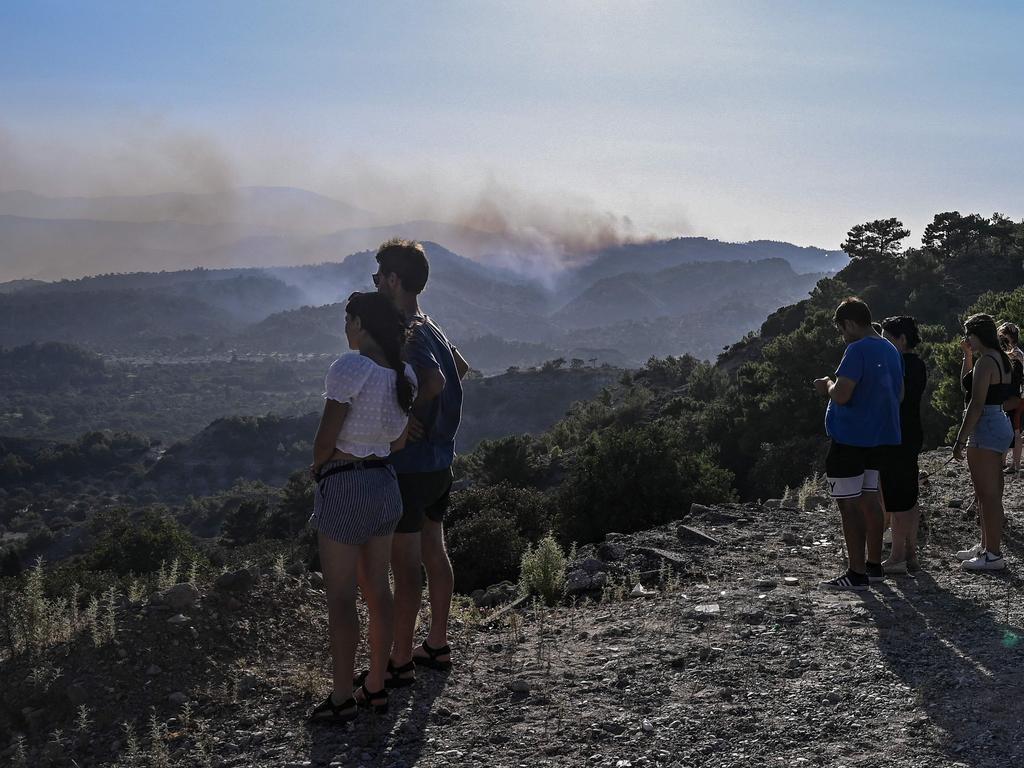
[825,336,903,448]
[390,315,464,473]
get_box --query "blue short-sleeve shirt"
[390,315,464,473]
[825,336,904,447]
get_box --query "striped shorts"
[310,461,403,545]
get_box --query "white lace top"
[323,354,417,457]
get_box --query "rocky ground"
[4,449,1024,768]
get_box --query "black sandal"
[385,659,416,688]
[353,659,416,689]
[308,693,357,723]
[354,683,388,714]
[412,641,452,671]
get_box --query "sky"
[2,0,1023,250]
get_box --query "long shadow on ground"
[307,670,449,766]
[861,571,1024,768]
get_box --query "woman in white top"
[308,292,416,724]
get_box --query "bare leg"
[887,510,911,564]
[318,534,360,701]
[905,506,921,563]
[969,448,1005,556]
[837,496,867,573]
[390,532,423,666]
[418,518,454,655]
[356,534,395,694]
[1014,430,1023,470]
[862,491,885,565]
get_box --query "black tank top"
[963,352,1017,406]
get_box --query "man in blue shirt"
[374,239,468,682]
[814,297,904,591]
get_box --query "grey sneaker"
[962,551,1006,571]
[956,543,983,561]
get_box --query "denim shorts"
[966,405,1014,453]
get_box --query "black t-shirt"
[901,352,927,452]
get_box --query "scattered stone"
[754,578,777,590]
[168,691,188,706]
[630,583,655,597]
[167,614,190,625]
[638,546,688,566]
[567,569,594,594]
[601,721,626,735]
[693,603,721,615]
[146,664,162,676]
[579,557,607,574]
[507,679,531,694]
[215,568,257,593]
[783,576,800,586]
[306,571,324,590]
[161,582,200,611]
[688,502,711,516]
[642,719,655,732]
[597,541,627,561]
[476,581,518,607]
[676,523,720,545]
[781,531,800,545]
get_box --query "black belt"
[316,459,390,483]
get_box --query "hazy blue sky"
[2,1,1022,249]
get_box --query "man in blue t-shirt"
[813,297,904,591]
[374,239,468,682]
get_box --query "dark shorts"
[825,441,892,500]
[879,445,920,513]
[309,461,403,545]
[394,467,454,534]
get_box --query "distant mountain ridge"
[0,239,823,368]
[0,190,836,368]
[0,186,842,282]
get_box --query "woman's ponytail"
[345,292,415,412]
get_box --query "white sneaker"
[962,551,1007,571]
[956,543,983,561]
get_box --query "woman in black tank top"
[953,314,1012,571]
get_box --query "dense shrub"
[87,507,197,575]
[447,509,527,593]
[556,418,734,544]
[445,483,552,591]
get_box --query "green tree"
[841,218,910,259]
[922,211,990,259]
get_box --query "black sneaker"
[820,570,869,591]
[865,562,885,583]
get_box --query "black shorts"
[394,467,454,534]
[825,441,891,500]
[879,445,920,513]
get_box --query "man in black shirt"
[879,316,927,573]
